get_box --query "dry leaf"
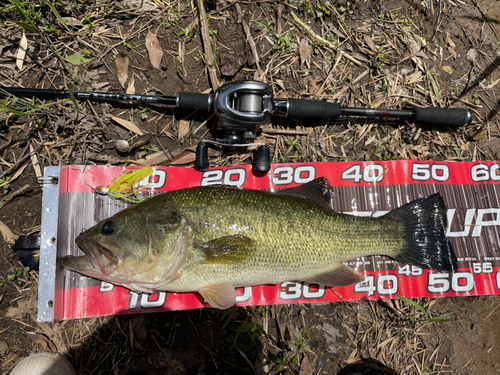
[0,341,7,357]
[445,36,457,59]
[299,38,312,67]
[16,32,27,70]
[0,220,18,245]
[321,323,344,354]
[220,52,247,76]
[146,31,163,70]
[300,354,313,375]
[408,36,420,55]
[442,66,453,74]
[61,17,83,27]
[111,116,143,135]
[469,127,486,141]
[178,120,190,140]
[126,74,135,95]
[18,299,38,315]
[346,348,360,364]
[161,348,188,375]
[27,333,57,353]
[115,53,129,89]
[170,148,196,165]
[170,144,221,165]
[275,79,286,91]
[308,78,322,95]
[466,48,478,62]
[278,322,294,342]
[129,132,152,149]
[363,34,376,52]
[133,151,169,165]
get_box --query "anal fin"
[305,264,365,286]
[199,282,237,309]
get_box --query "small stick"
[262,128,312,135]
[0,184,30,210]
[290,12,363,66]
[0,142,42,181]
[235,3,263,77]
[196,0,220,90]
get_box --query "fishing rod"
[1,81,474,173]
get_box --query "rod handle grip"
[413,107,473,127]
[178,92,211,113]
[287,98,342,120]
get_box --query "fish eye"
[101,220,115,235]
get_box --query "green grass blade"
[396,294,427,316]
[42,0,73,34]
[16,21,40,33]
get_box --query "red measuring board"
[53,161,500,320]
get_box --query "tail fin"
[386,193,457,273]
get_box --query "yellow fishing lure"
[93,167,154,202]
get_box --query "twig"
[29,143,43,181]
[0,142,42,180]
[196,0,220,90]
[0,184,31,210]
[289,12,363,66]
[235,3,263,77]
[262,128,311,135]
[315,51,342,98]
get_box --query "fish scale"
[159,186,403,291]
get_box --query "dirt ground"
[1,0,500,373]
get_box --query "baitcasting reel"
[195,81,276,174]
[191,80,347,173]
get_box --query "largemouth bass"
[61,178,457,309]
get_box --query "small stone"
[115,139,130,153]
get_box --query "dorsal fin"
[276,177,333,208]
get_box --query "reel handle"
[254,145,271,174]
[195,142,210,171]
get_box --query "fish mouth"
[66,234,121,275]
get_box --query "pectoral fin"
[197,235,257,264]
[305,264,365,286]
[199,282,237,309]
